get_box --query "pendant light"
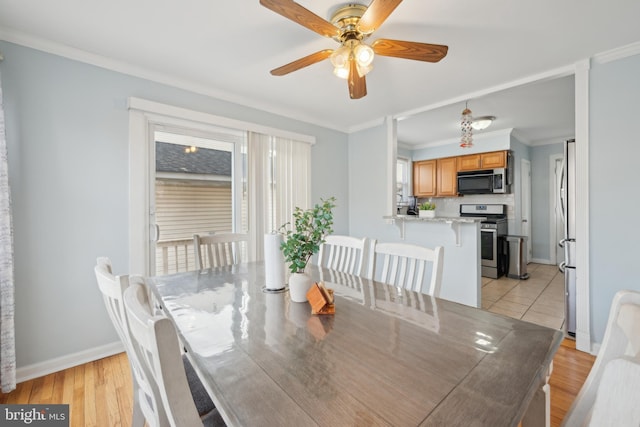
[460,101,473,148]
[471,116,496,130]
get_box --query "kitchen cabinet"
[458,150,508,171]
[413,159,437,197]
[437,157,458,196]
[413,158,457,197]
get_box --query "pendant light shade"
[460,103,473,148]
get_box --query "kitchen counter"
[383,214,484,244]
[384,214,485,223]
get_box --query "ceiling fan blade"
[372,39,448,62]
[270,50,333,76]
[348,59,367,99]
[260,0,340,38]
[357,0,403,34]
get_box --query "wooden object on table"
[306,282,335,314]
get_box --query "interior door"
[521,159,532,262]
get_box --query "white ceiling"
[1,1,639,146]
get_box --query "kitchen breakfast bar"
[148,262,561,427]
[383,214,484,307]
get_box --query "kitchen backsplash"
[418,194,515,219]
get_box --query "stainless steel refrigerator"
[559,138,576,336]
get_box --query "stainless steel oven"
[460,204,508,279]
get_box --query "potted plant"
[418,201,436,218]
[279,197,336,302]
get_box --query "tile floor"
[481,263,566,330]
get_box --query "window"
[397,157,411,207]
[128,98,314,275]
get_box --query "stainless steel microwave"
[457,168,510,194]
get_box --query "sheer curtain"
[247,132,311,261]
[0,68,16,392]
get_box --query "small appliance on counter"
[459,204,508,279]
[406,196,418,216]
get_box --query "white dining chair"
[194,233,249,270]
[94,257,216,426]
[367,242,444,296]
[124,276,226,427]
[317,235,370,276]
[561,290,640,426]
[94,257,148,427]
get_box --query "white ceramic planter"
[289,272,313,302]
[419,210,435,218]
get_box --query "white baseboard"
[16,341,125,383]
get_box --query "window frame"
[128,97,314,275]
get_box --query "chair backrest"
[317,235,370,276]
[588,357,640,426]
[194,233,249,270]
[94,257,156,427]
[94,257,130,344]
[124,276,203,427]
[367,242,444,296]
[562,290,640,426]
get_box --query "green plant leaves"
[279,197,336,274]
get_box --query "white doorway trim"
[574,60,591,353]
[520,159,532,261]
[549,153,564,266]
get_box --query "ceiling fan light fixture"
[330,45,350,68]
[333,64,350,79]
[471,116,496,130]
[354,42,374,67]
[356,62,373,77]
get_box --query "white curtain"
[247,132,311,261]
[0,70,16,392]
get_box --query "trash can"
[506,235,530,280]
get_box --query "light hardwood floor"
[1,338,594,427]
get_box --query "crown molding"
[0,27,350,134]
[593,40,640,65]
[409,128,513,150]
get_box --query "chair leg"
[131,387,146,427]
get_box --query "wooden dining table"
[147,262,563,427]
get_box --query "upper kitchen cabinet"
[413,159,437,197]
[437,157,458,196]
[458,150,508,171]
[413,157,457,197]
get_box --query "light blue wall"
[349,125,482,307]
[530,142,563,261]
[589,52,640,343]
[0,41,348,369]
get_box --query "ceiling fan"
[260,0,449,99]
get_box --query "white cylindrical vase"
[289,272,313,303]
